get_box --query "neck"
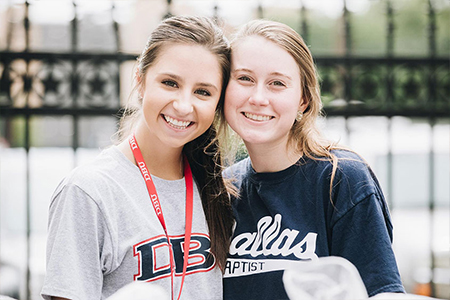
[118,126,184,180]
[245,141,301,173]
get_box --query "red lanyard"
[129,134,193,300]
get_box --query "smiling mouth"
[243,112,273,122]
[163,115,193,129]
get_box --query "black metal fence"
[0,0,448,299]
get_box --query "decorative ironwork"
[0,52,135,116]
[2,55,448,118]
[315,58,449,117]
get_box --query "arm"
[41,183,107,300]
[330,193,405,297]
[323,153,404,296]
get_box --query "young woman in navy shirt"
[222,19,405,300]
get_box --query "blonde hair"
[224,19,345,199]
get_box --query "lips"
[163,114,193,129]
[243,112,273,122]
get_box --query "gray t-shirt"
[41,146,222,300]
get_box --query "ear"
[298,95,309,113]
[135,68,142,84]
[135,68,144,98]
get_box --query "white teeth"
[164,115,192,129]
[244,112,271,121]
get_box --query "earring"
[296,110,303,122]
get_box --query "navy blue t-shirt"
[223,150,405,300]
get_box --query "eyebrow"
[160,72,183,82]
[232,68,253,75]
[160,73,219,91]
[269,72,293,81]
[197,82,219,91]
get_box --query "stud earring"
[296,110,303,122]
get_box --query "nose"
[173,93,194,115]
[248,84,269,106]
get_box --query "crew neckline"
[247,156,310,184]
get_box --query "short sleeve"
[41,183,110,300]
[330,192,405,297]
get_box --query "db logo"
[133,233,216,281]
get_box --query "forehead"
[232,35,300,75]
[155,43,218,68]
[146,43,222,83]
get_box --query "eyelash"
[195,89,211,97]
[237,75,252,82]
[271,81,286,87]
[162,80,211,97]
[237,75,286,88]
[162,80,178,88]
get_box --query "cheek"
[199,101,219,124]
[224,82,243,110]
[281,90,302,111]
[205,107,217,124]
[279,99,301,124]
[224,92,238,125]
[141,96,155,118]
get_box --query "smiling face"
[137,43,222,150]
[224,35,307,151]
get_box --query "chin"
[242,137,269,146]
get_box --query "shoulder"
[326,149,375,183]
[52,147,126,203]
[327,149,387,212]
[72,147,119,181]
[331,149,366,167]
[302,149,369,182]
[305,149,383,206]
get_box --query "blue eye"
[195,89,211,97]
[162,80,178,88]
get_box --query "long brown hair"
[117,16,233,271]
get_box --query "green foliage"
[261,0,449,57]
